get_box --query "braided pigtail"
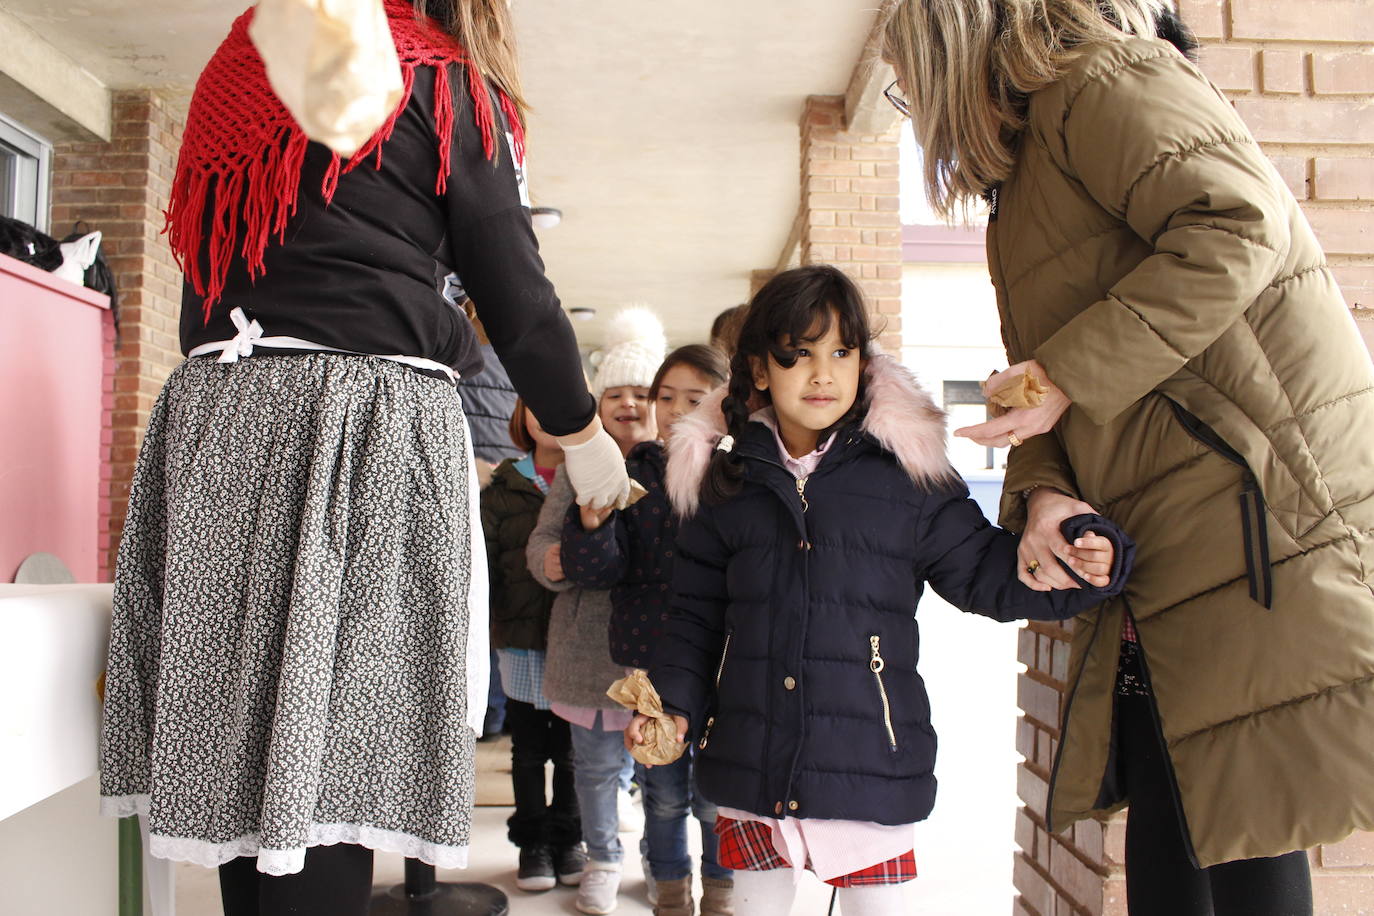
[701,353,756,506]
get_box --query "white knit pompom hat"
[590,307,667,398]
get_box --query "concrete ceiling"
[6,0,881,348]
[511,2,878,348]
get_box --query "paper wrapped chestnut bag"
[984,370,1047,418]
[250,0,404,156]
[607,670,686,767]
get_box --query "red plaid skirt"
[714,816,917,887]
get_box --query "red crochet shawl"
[167,0,525,320]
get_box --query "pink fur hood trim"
[666,353,958,517]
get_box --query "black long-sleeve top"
[179,65,595,437]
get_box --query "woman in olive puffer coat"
[886,1,1374,913]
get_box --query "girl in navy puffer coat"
[634,266,1134,915]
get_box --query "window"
[0,114,51,233]
[943,379,1001,471]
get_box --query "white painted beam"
[843,0,901,137]
[0,6,110,142]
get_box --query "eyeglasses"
[883,79,910,118]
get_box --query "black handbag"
[0,214,62,271]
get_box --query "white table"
[0,584,173,916]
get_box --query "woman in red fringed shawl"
[98,2,627,912]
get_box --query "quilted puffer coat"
[991,36,1374,865]
[481,456,555,651]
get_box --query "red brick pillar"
[1013,3,1374,912]
[50,90,185,580]
[1014,619,1117,915]
[798,96,904,353]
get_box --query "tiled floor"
[173,737,837,916]
[174,802,670,916]
[171,593,1020,915]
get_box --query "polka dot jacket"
[560,441,674,669]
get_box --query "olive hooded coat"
[991,35,1374,866]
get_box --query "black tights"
[1117,686,1312,915]
[505,698,581,849]
[219,843,374,916]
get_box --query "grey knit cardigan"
[525,466,624,713]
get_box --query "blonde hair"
[416,0,528,127]
[883,0,1170,220]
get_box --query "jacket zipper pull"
[700,632,733,750]
[869,635,898,752]
[1239,471,1273,610]
[796,476,809,513]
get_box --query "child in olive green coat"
[482,399,585,892]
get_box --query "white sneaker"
[617,789,643,833]
[642,854,658,905]
[576,862,622,915]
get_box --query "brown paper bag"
[984,371,1048,419]
[622,479,649,509]
[606,670,685,767]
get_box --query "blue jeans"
[637,750,730,881]
[483,649,506,736]
[569,716,633,863]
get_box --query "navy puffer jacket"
[649,356,1132,827]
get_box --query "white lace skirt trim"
[101,795,471,876]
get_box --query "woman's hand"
[579,504,615,532]
[1019,488,1104,592]
[543,544,564,582]
[624,713,689,767]
[954,360,1072,448]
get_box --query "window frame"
[0,113,52,234]
[943,379,998,471]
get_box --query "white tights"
[731,868,910,916]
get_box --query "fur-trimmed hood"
[666,353,957,517]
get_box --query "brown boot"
[699,876,734,916]
[652,876,694,916]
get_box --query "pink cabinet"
[0,253,110,583]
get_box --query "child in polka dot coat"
[562,344,732,916]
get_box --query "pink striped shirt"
[551,704,633,732]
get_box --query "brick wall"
[798,96,904,353]
[50,90,185,580]
[1012,2,1374,913]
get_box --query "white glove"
[561,426,631,510]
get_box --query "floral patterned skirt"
[100,353,485,875]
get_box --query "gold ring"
[1007,432,1022,447]
[1026,560,1041,575]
